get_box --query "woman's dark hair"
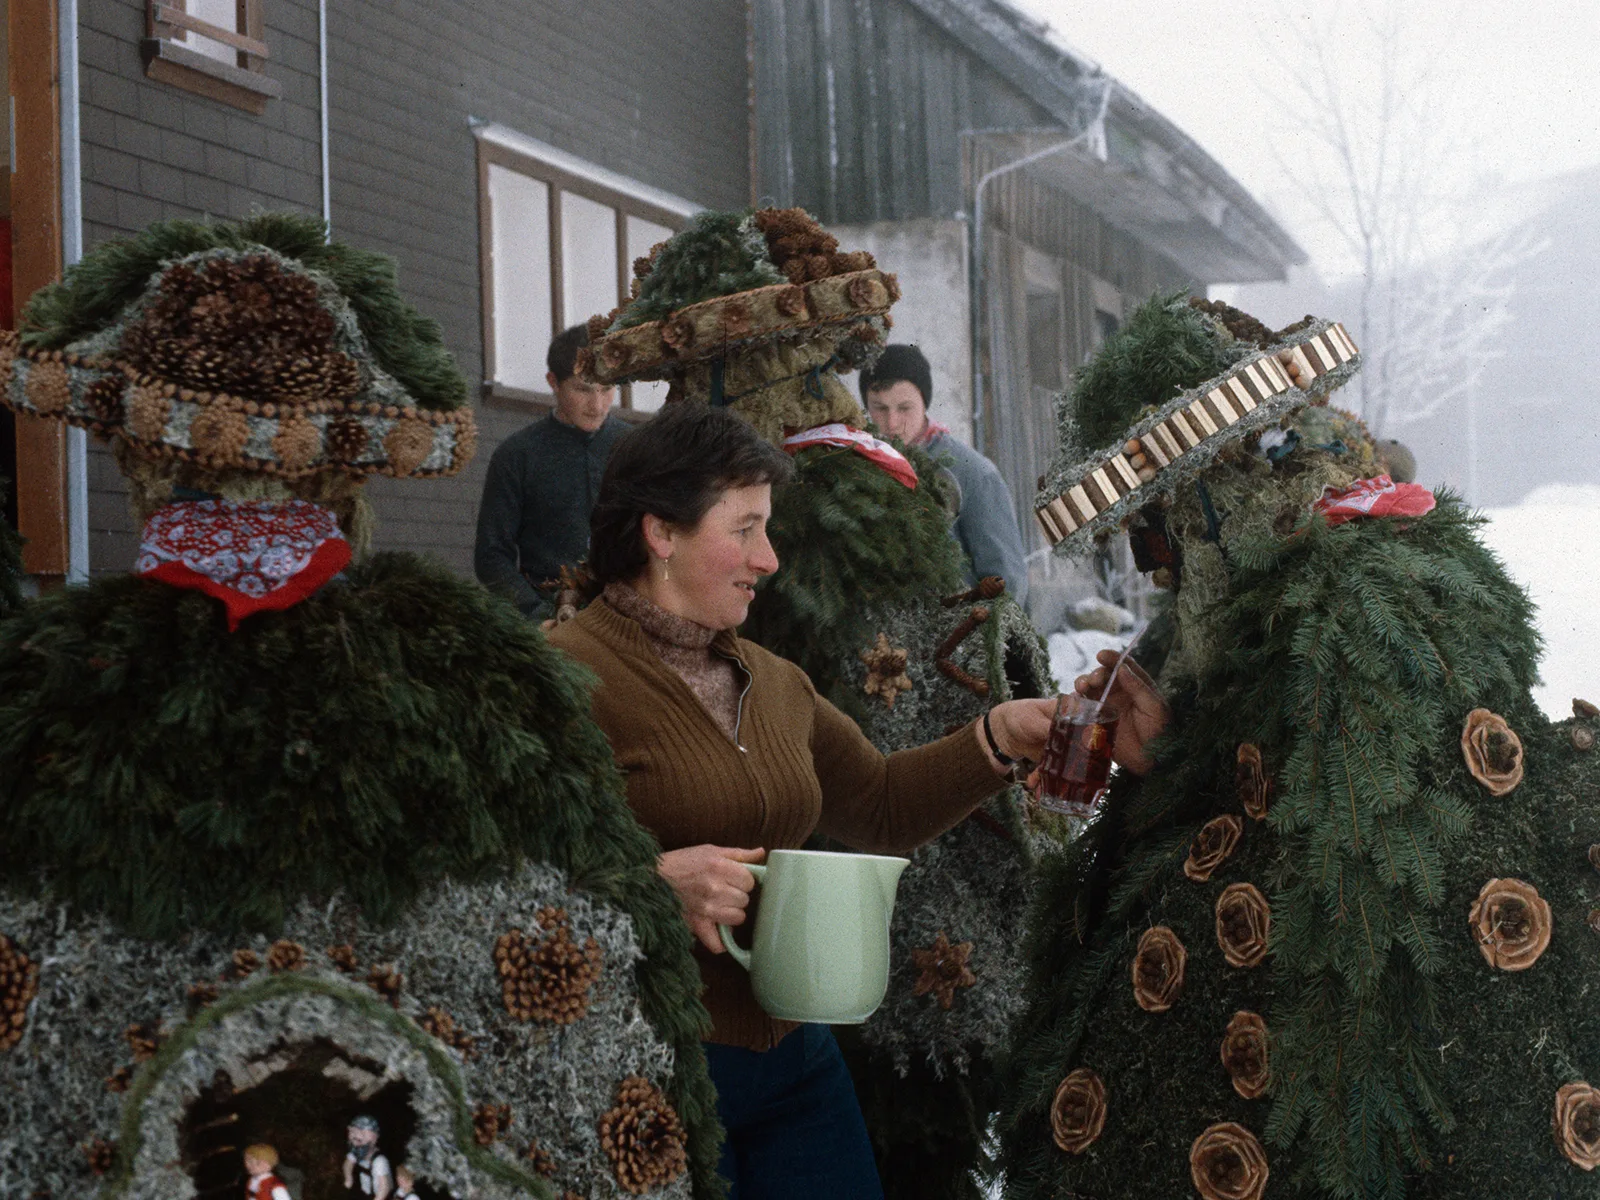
[588,403,795,585]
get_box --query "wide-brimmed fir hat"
[1034,297,1359,554]
[3,213,474,480]
[582,208,898,441]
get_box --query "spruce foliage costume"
[586,208,1056,1198]
[997,295,1600,1199]
[0,215,720,1199]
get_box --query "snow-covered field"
[1479,483,1600,720]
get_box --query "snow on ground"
[1478,482,1600,721]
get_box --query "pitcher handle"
[717,862,766,970]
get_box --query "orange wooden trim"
[10,0,68,577]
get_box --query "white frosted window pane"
[626,214,674,273]
[561,192,618,331]
[630,380,670,413]
[488,164,552,391]
[184,0,241,65]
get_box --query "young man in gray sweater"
[474,325,630,615]
[859,344,1030,605]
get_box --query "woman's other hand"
[657,844,765,954]
[1073,649,1170,775]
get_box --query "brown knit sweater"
[548,595,1006,1049]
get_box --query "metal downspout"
[319,0,330,234]
[59,0,87,583]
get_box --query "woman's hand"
[977,697,1059,774]
[658,844,765,954]
[1072,649,1170,776]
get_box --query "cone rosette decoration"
[1236,744,1269,820]
[1190,1123,1269,1200]
[1220,1011,1270,1100]
[1215,884,1271,968]
[1184,815,1244,882]
[1554,1082,1600,1171]
[598,1076,689,1195]
[1050,1068,1108,1154]
[1469,878,1551,971]
[860,632,914,709]
[1131,926,1187,1013]
[1461,708,1524,796]
[494,907,604,1024]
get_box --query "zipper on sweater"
[719,651,754,753]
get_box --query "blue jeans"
[704,1024,884,1199]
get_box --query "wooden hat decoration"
[1034,320,1359,552]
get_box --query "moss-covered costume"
[996,295,1600,1199]
[0,215,720,1200]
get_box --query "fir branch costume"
[587,208,1056,1200]
[995,295,1600,1199]
[0,215,721,1199]
[0,476,22,620]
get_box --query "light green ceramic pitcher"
[718,848,910,1024]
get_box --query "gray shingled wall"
[76,0,750,575]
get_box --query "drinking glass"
[1035,693,1120,817]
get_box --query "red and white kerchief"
[1312,474,1436,528]
[781,423,920,489]
[135,499,351,631]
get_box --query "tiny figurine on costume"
[392,1162,417,1199]
[584,207,1056,1197]
[243,1144,290,1200]
[0,214,718,1198]
[996,293,1600,1199]
[343,1115,391,1199]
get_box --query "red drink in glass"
[1035,694,1120,817]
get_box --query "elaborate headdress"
[3,212,475,481]
[582,207,898,443]
[1033,295,1360,555]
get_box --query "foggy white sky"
[1014,0,1600,276]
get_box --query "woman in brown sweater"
[548,405,1137,1198]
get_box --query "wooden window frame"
[477,137,687,416]
[143,0,281,115]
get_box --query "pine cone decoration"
[267,940,306,973]
[83,1137,116,1176]
[419,1005,477,1060]
[324,417,370,462]
[326,943,360,974]
[118,254,362,405]
[598,1076,688,1195]
[472,1102,512,1146]
[493,909,604,1024]
[0,934,40,1052]
[186,981,219,1011]
[524,1141,557,1178]
[123,1020,162,1063]
[229,948,260,979]
[366,963,404,1006]
[105,1065,135,1093]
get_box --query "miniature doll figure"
[391,1164,417,1199]
[342,1115,392,1199]
[243,1144,291,1200]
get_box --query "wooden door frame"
[9,0,68,580]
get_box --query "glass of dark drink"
[1035,693,1120,817]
